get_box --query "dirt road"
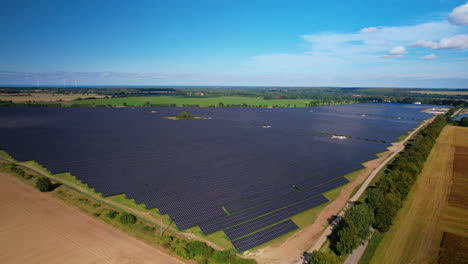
[0,172,184,264]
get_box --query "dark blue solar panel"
[0,103,444,248]
[224,195,328,240]
[231,220,298,252]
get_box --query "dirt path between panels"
[0,172,184,264]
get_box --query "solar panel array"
[0,103,442,251]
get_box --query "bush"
[106,210,119,219]
[306,250,340,264]
[175,246,193,259]
[119,213,137,225]
[162,235,173,242]
[142,225,155,232]
[176,111,194,119]
[92,203,101,207]
[92,212,101,217]
[212,250,231,263]
[186,241,214,258]
[24,174,33,179]
[35,177,52,192]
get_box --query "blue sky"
[1,0,468,88]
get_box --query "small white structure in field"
[414,102,422,104]
[331,135,348,140]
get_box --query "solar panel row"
[231,220,299,252]
[224,195,328,240]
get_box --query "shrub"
[35,177,52,192]
[106,210,119,219]
[92,203,101,207]
[142,225,155,232]
[175,246,193,259]
[186,241,214,258]
[306,250,340,264]
[24,174,33,179]
[212,250,231,263]
[119,213,137,225]
[162,235,173,242]
[92,212,101,217]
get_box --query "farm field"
[0,171,182,264]
[59,95,318,107]
[370,125,468,264]
[410,90,468,96]
[0,103,441,253]
[0,93,106,102]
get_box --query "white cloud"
[449,2,468,25]
[380,46,408,58]
[388,46,408,55]
[247,20,467,86]
[409,34,468,50]
[421,54,438,60]
[360,27,378,33]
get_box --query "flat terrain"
[410,90,468,96]
[370,126,468,264]
[59,95,315,107]
[439,232,468,264]
[0,172,182,264]
[0,93,106,102]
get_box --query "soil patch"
[0,172,183,264]
[439,232,468,264]
[449,146,468,208]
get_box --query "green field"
[62,96,320,107]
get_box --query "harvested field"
[410,90,468,96]
[370,126,468,264]
[439,232,468,264]
[0,93,106,102]
[450,146,468,208]
[0,172,182,264]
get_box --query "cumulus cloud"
[448,2,468,25]
[389,46,408,55]
[380,46,408,58]
[360,27,378,33]
[421,54,438,60]
[409,34,468,50]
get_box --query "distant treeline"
[306,107,455,264]
[0,100,356,108]
[1,87,467,105]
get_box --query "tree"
[375,192,402,232]
[335,222,360,255]
[344,204,374,240]
[119,212,137,225]
[35,177,52,192]
[365,187,385,212]
[176,111,194,119]
[461,117,468,127]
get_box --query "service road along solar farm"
[0,103,440,252]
